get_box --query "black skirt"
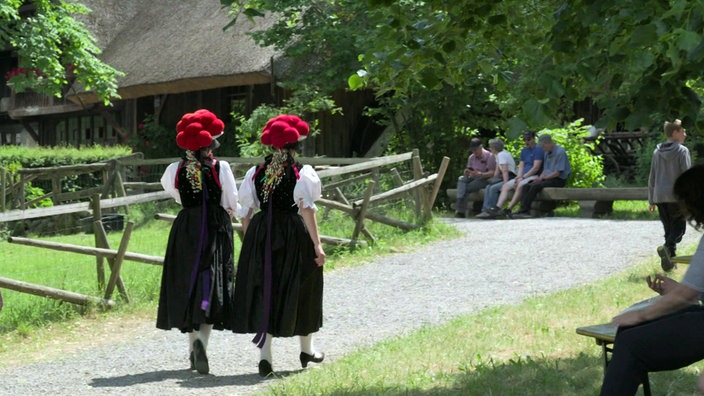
[233,209,323,337]
[156,203,236,332]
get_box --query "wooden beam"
[0,276,114,307]
[7,236,164,265]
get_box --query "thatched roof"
[68,0,279,104]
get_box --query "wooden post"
[94,221,130,302]
[1,167,5,212]
[104,221,134,300]
[351,181,376,246]
[91,193,105,288]
[423,156,451,223]
[0,276,114,307]
[411,149,423,217]
[335,187,376,244]
[51,176,61,205]
[19,173,26,210]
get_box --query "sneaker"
[455,212,466,218]
[512,212,532,219]
[475,211,494,219]
[657,245,675,272]
[487,206,501,217]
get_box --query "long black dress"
[157,160,236,332]
[233,157,323,343]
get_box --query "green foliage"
[1,0,123,105]
[232,90,339,157]
[127,115,181,159]
[535,120,605,188]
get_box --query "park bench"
[446,187,648,218]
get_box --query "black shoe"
[258,359,274,377]
[192,339,209,375]
[512,212,532,219]
[658,245,675,272]
[455,212,466,218]
[299,351,325,368]
[502,208,513,219]
[189,351,195,370]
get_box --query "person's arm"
[500,163,509,182]
[300,207,325,267]
[240,208,253,235]
[524,159,543,178]
[612,282,699,327]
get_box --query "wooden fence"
[1,150,450,307]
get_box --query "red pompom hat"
[260,114,310,149]
[175,109,225,151]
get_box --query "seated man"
[476,138,516,219]
[477,130,543,219]
[454,137,496,218]
[512,133,570,218]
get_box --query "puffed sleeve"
[218,160,240,213]
[160,162,181,204]
[237,165,259,219]
[294,165,322,211]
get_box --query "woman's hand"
[647,274,678,295]
[314,243,326,267]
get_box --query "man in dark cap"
[454,137,496,218]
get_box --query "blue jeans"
[482,181,504,211]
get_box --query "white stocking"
[299,334,316,355]
[259,333,273,362]
[199,324,213,349]
[188,331,198,352]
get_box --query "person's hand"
[314,243,326,267]
[649,204,655,213]
[647,274,678,295]
[464,168,472,177]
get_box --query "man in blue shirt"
[512,133,571,218]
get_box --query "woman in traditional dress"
[157,109,239,375]
[233,114,325,377]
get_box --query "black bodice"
[176,161,223,208]
[254,159,301,214]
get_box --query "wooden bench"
[447,187,648,218]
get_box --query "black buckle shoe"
[192,339,209,374]
[258,359,274,377]
[299,351,325,368]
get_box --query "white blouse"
[160,160,240,213]
[236,164,322,219]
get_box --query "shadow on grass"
[319,353,700,396]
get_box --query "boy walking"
[648,119,691,271]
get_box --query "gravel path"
[0,217,700,395]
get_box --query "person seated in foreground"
[599,164,704,395]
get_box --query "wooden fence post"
[411,149,423,217]
[91,194,105,288]
[351,181,376,246]
[1,167,6,212]
[94,220,130,302]
[423,156,451,223]
[104,221,134,300]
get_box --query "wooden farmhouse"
[0,0,385,157]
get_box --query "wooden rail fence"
[1,150,451,307]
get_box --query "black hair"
[674,164,704,230]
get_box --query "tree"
[0,0,122,105]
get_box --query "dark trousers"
[517,178,566,213]
[455,176,490,213]
[600,305,704,395]
[656,202,686,255]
